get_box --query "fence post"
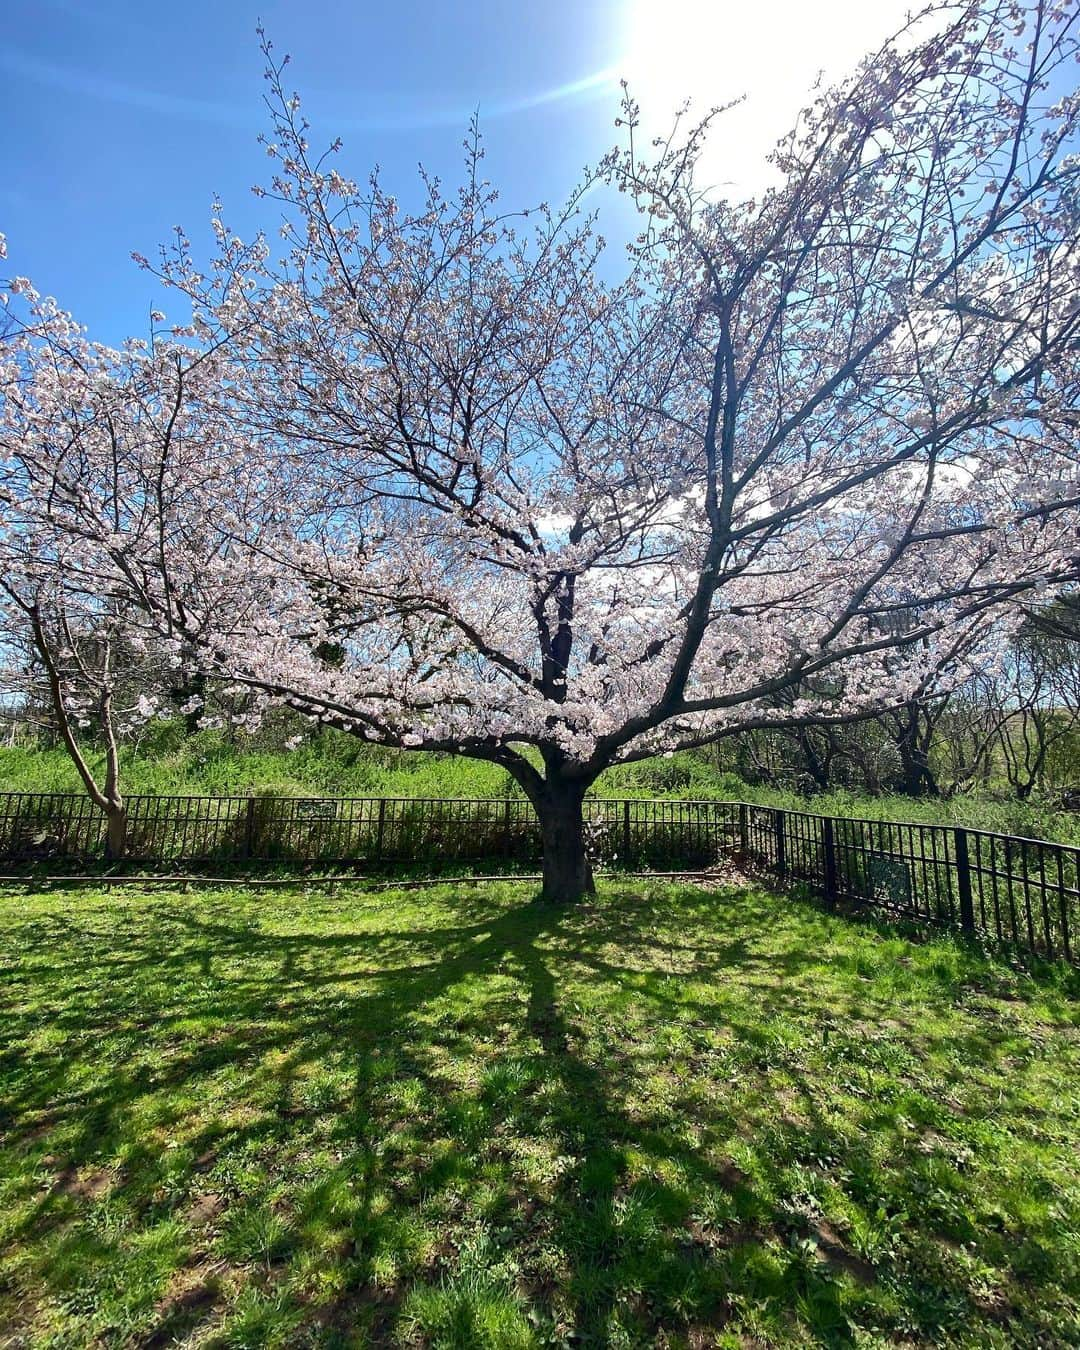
[622,800,631,867]
[376,799,386,860]
[503,798,512,858]
[243,796,256,860]
[954,827,975,934]
[774,808,786,879]
[821,816,838,909]
[738,803,748,863]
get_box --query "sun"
[620,0,921,198]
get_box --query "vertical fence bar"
[1057,849,1071,967]
[1037,844,1053,960]
[972,833,986,931]
[774,808,786,880]
[990,837,1004,942]
[376,799,386,861]
[1021,841,1036,954]
[243,797,256,861]
[738,803,748,863]
[954,828,975,935]
[821,816,838,909]
[1003,839,1019,946]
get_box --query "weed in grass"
[400,1234,534,1350]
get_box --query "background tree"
[3,0,1079,899]
[0,292,246,851]
[992,616,1080,799]
[0,554,168,858]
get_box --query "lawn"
[0,881,1078,1348]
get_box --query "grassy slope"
[2,734,1078,846]
[1,880,1077,1348]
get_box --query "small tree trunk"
[104,801,128,860]
[897,724,936,796]
[536,780,595,904]
[101,686,127,860]
[797,728,831,790]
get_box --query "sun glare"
[621,0,921,197]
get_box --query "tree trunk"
[797,728,832,790]
[536,780,595,904]
[896,710,937,797]
[105,802,128,860]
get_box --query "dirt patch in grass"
[140,1262,225,1348]
[185,1192,224,1227]
[812,1218,877,1283]
[46,1162,113,1202]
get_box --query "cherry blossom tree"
[4,0,1080,899]
[0,292,243,854]
[0,562,154,858]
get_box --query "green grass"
[1,882,1078,1347]
[720,784,1080,848]
[0,734,517,802]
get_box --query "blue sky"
[2,0,921,343]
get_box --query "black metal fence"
[0,793,730,871]
[739,803,1078,965]
[0,793,543,868]
[0,791,1076,964]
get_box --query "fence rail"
[0,791,1075,964]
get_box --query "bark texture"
[536,779,595,904]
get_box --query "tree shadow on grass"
[0,883,1078,1346]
